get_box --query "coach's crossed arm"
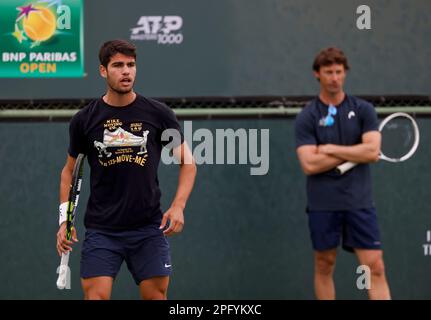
[296,144,344,176]
[318,131,381,164]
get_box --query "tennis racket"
[336,112,420,175]
[56,153,85,290]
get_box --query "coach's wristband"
[59,202,68,226]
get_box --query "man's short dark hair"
[99,39,137,68]
[312,47,350,72]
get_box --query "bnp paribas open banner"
[0,0,83,78]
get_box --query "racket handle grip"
[56,251,70,290]
[336,161,358,175]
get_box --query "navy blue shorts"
[307,207,382,253]
[80,223,171,285]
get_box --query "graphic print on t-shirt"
[93,118,149,168]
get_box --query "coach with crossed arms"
[295,47,391,300]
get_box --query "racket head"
[378,112,420,163]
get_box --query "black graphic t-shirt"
[68,94,183,231]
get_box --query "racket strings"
[380,117,417,161]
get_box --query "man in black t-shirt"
[56,39,197,300]
[295,48,390,299]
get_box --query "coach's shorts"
[307,207,382,253]
[80,223,171,285]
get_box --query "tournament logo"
[130,15,183,45]
[0,0,84,78]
